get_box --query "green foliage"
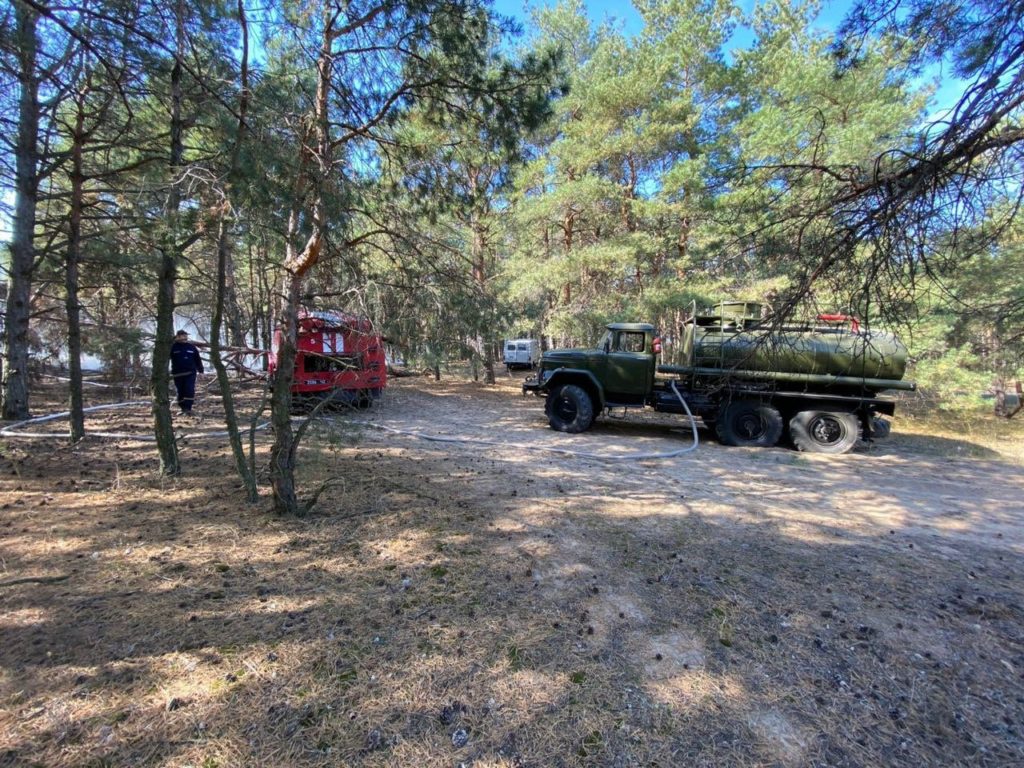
[11,0,1022,417]
[904,208,1024,410]
[912,350,993,413]
[503,0,738,346]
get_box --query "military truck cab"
[522,323,660,432]
[592,324,658,405]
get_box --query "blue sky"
[493,0,644,33]
[491,0,832,44]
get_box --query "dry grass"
[895,403,1024,464]
[0,377,1022,767]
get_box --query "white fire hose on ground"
[0,381,700,460]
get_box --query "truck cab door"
[604,330,652,404]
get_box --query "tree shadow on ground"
[882,432,1006,460]
[2,416,1023,767]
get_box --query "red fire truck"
[268,310,387,407]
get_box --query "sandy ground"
[359,374,1024,560]
[1,373,1022,767]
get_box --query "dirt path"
[1,375,1022,767]
[367,376,1024,551]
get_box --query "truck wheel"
[716,401,783,447]
[789,410,860,454]
[546,384,595,433]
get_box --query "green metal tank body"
[682,304,908,382]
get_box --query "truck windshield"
[598,330,612,351]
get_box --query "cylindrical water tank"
[692,325,908,381]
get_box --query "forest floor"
[1,373,1023,767]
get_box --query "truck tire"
[716,401,783,448]
[789,410,860,454]
[546,384,595,433]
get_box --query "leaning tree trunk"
[269,225,323,515]
[151,253,179,474]
[3,3,40,422]
[213,216,258,501]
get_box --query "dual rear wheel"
[788,409,860,454]
[715,401,783,448]
[716,400,861,454]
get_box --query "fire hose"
[1,385,700,460]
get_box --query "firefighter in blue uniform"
[170,330,204,415]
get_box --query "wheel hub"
[738,414,765,439]
[554,398,577,421]
[810,415,842,444]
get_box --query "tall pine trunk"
[209,0,257,501]
[269,11,333,515]
[150,0,186,475]
[471,215,495,385]
[213,218,258,500]
[269,265,302,514]
[3,3,40,421]
[224,256,247,348]
[65,87,87,442]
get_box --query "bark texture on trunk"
[269,271,302,515]
[209,0,257,501]
[3,4,40,421]
[150,1,186,475]
[213,217,258,501]
[224,261,247,348]
[66,92,86,442]
[471,219,496,385]
[268,11,333,515]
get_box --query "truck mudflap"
[522,376,542,396]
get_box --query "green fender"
[541,368,606,411]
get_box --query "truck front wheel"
[716,401,783,448]
[546,384,595,433]
[789,410,860,454]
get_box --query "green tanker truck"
[521,301,916,454]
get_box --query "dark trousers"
[173,372,197,413]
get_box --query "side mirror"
[603,339,611,353]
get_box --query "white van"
[504,338,540,370]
